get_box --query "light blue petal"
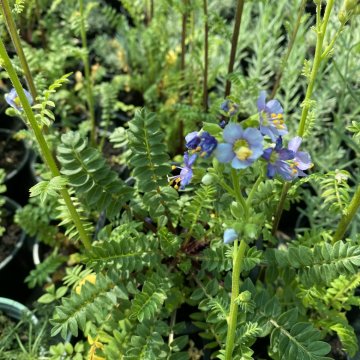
[288,136,302,153]
[257,91,267,111]
[224,228,238,244]
[231,157,250,169]
[214,143,234,163]
[265,99,283,114]
[223,123,243,144]
[243,127,263,146]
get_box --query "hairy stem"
[224,239,247,360]
[0,37,91,251]
[0,0,37,100]
[270,0,306,98]
[224,0,245,97]
[203,0,208,112]
[79,0,96,147]
[333,185,360,242]
[297,0,334,137]
[272,0,335,235]
[231,168,248,217]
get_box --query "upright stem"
[271,0,335,235]
[297,0,334,137]
[224,0,245,97]
[0,38,91,251]
[180,0,187,74]
[231,168,248,217]
[224,239,247,360]
[270,0,306,98]
[79,0,96,147]
[0,0,37,100]
[203,0,208,112]
[333,185,360,242]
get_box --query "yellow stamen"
[171,165,177,170]
[174,184,179,190]
[175,177,181,183]
[235,147,253,161]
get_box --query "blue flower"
[5,88,33,111]
[214,123,263,169]
[220,100,239,117]
[185,131,201,150]
[224,228,238,244]
[185,131,217,158]
[287,136,313,178]
[262,137,295,181]
[257,91,288,141]
[169,152,197,190]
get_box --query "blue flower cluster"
[215,92,312,181]
[169,131,217,190]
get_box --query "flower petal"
[243,127,263,146]
[214,143,234,163]
[231,157,250,169]
[185,131,200,149]
[266,164,276,178]
[288,136,302,153]
[257,91,267,111]
[223,123,243,144]
[265,99,283,114]
[278,149,295,161]
[295,151,312,170]
[224,228,238,244]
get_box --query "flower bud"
[223,228,238,244]
[201,173,214,185]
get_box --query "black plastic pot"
[0,129,33,205]
[0,197,33,302]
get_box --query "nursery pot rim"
[0,296,38,325]
[0,128,30,182]
[0,196,25,271]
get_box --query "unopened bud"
[201,173,214,185]
[338,9,348,24]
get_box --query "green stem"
[246,171,264,207]
[203,0,208,112]
[224,0,245,97]
[79,0,96,147]
[272,0,335,235]
[0,0,37,100]
[297,0,334,137]
[333,185,360,242]
[231,168,248,217]
[0,37,91,251]
[224,239,247,360]
[270,0,306,98]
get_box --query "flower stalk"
[79,0,96,147]
[333,185,360,242]
[203,0,209,112]
[0,37,92,251]
[224,238,247,360]
[270,0,307,98]
[0,0,37,100]
[272,0,335,235]
[225,0,245,97]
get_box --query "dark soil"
[102,139,129,178]
[0,136,25,177]
[0,210,21,264]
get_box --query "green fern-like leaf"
[181,185,216,241]
[272,240,360,287]
[57,131,133,219]
[84,224,159,272]
[127,109,178,219]
[129,277,170,322]
[51,272,128,339]
[25,252,66,288]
